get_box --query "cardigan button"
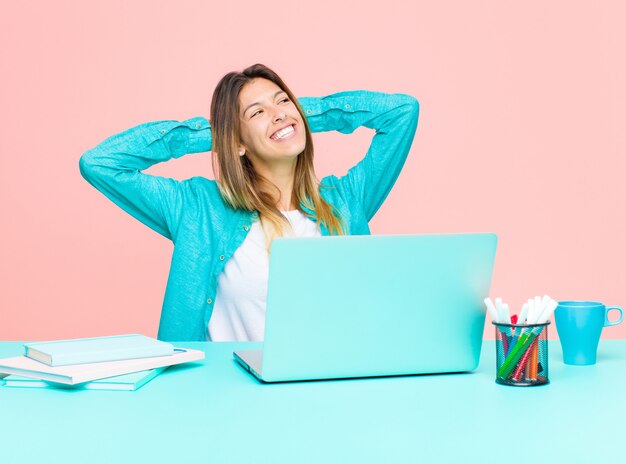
[219,255,225,261]
[243,225,250,231]
[207,298,213,304]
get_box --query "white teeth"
[271,125,294,140]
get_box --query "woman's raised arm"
[79,117,212,241]
[298,91,419,221]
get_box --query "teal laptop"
[234,233,497,382]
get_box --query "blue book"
[0,348,204,384]
[2,367,167,391]
[24,334,174,366]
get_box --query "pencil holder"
[493,322,550,386]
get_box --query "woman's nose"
[273,111,287,122]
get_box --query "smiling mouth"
[270,124,296,141]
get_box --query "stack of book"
[0,334,204,391]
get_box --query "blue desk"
[1,340,624,463]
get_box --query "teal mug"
[555,301,623,365]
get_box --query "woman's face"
[238,78,306,169]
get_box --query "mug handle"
[605,306,623,327]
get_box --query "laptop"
[233,233,498,382]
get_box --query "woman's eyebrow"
[242,91,286,116]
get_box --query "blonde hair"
[210,64,344,247]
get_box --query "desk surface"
[1,340,624,463]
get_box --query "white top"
[207,210,322,341]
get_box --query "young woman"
[79,64,419,342]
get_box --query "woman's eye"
[252,109,263,118]
[280,98,290,104]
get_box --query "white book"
[0,348,204,385]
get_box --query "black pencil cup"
[493,322,550,386]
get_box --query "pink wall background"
[1,1,624,341]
